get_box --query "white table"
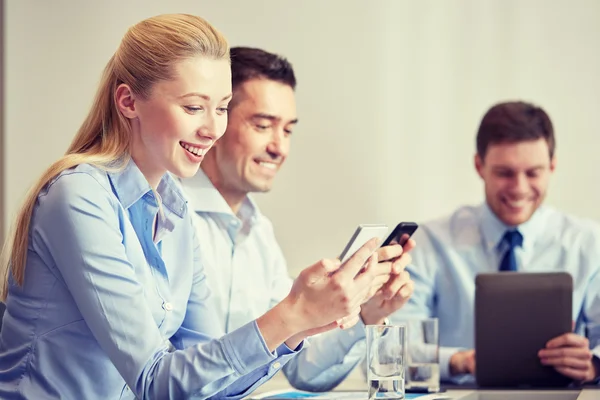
[249,370,599,400]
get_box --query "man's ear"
[550,154,557,173]
[115,83,138,119]
[474,153,485,179]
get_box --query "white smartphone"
[339,224,389,264]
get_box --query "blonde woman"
[0,14,388,399]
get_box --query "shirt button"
[164,302,173,311]
[272,362,281,369]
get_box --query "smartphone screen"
[381,222,418,247]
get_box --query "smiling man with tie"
[392,101,600,385]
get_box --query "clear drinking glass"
[405,318,440,392]
[366,324,406,399]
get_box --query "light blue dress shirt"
[0,161,299,400]
[181,171,367,392]
[392,203,600,382]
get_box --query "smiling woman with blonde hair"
[0,13,383,399]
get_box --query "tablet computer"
[475,272,573,388]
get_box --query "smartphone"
[381,222,418,247]
[339,224,389,263]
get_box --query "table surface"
[248,369,599,400]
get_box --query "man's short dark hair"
[476,101,555,159]
[230,47,296,93]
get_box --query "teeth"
[181,143,205,157]
[258,161,277,170]
[506,200,528,208]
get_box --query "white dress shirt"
[182,170,368,391]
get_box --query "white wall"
[4,0,600,275]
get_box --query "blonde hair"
[0,14,229,299]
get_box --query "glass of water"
[366,324,406,399]
[405,318,440,392]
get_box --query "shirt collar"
[479,201,547,251]
[108,159,187,218]
[182,169,261,226]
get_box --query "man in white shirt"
[392,101,600,385]
[181,47,415,391]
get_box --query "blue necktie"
[499,230,523,272]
